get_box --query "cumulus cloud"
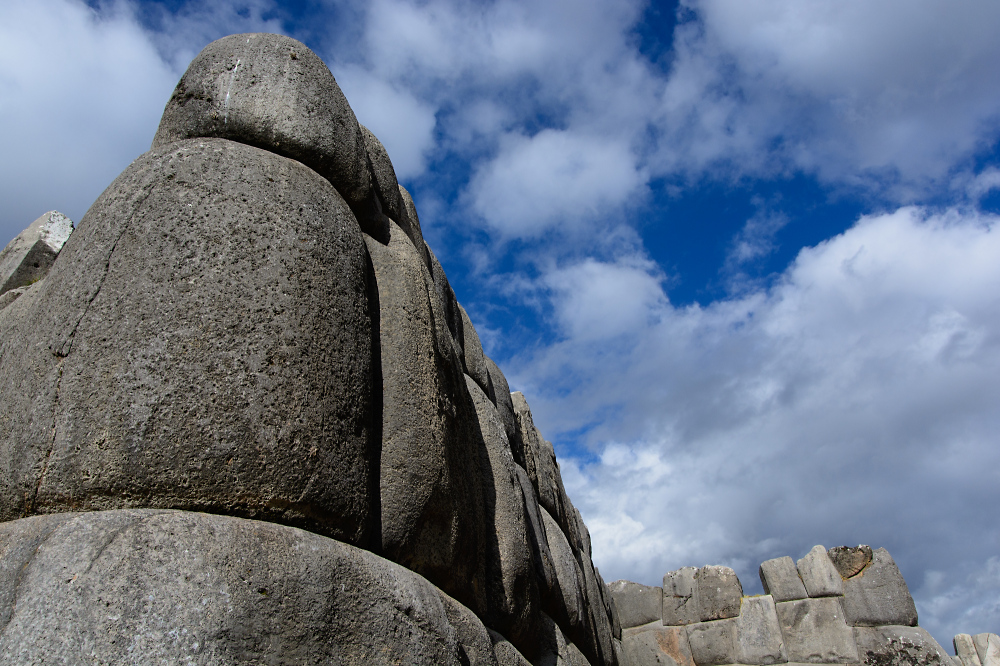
[511,206,1000,644]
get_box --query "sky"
[2,0,999,648]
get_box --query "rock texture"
[761,556,809,602]
[610,580,664,630]
[0,210,73,295]
[842,548,918,628]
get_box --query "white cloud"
[512,206,1000,645]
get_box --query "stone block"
[841,548,917,627]
[697,565,743,621]
[761,556,809,602]
[828,546,873,580]
[536,612,593,666]
[737,595,788,665]
[608,579,663,629]
[622,621,696,666]
[0,510,498,665]
[855,626,954,666]
[487,357,525,466]
[798,546,845,598]
[776,597,859,663]
[955,634,983,666]
[686,618,739,665]
[0,139,377,546]
[664,567,701,626]
[360,123,405,224]
[541,505,588,641]
[973,634,1000,666]
[0,210,73,295]
[461,304,494,401]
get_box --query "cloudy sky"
[2,0,998,647]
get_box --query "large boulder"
[0,139,378,546]
[759,556,809,602]
[696,565,743,621]
[364,217,487,615]
[828,545,874,580]
[0,210,73,295]
[798,545,844,598]
[608,579,663,630]
[842,548,918,627]
[663,567,701,626]
[735,595,787,665]
[0,510,502,664]
[854,626,955,666]
[622,621,696,666]
[542,506,589,645]
[775,597,859,663]
[152,33,381,232]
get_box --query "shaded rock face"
[0,32,618,665]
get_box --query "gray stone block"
[0,510,498,665]
[664,567,701,626]
[776,597,859,663]
[622,621,696,666]
[461,304,495,402]
[955,634,984,666]
[842,548,917,627]
[697,565,743,621]
[973,634,1000,666]
[0,210,73,295]
[541,505,588,641]
[828,546,873,580]
[365,217,487,616]
[608,579,663,629]
[761,556,809,602]
[398,185,432,269]
[487,357,525,465]
[490,629,534,666]
[580,552,618,666]
[0,285,29,311]
[360,123,405,224]
[798,546,845,598]
[536,612,593,666]
[686,618,739,665]
[855,626,954,666]
[737,595,788,665]
[0,139,377,545]
[152,33,381,232]
[426,242,465,362]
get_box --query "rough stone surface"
[151,33,381,230]
[0,139,377,545]
[776,597,859,663]
[608,579,663,629]
[855,626,954,666]
[0,510,499,664]
[842,548,917,627]
[360,124,405,223]
[490,629,532,666]
[461,304,494,401]
[542,505,588,643]
[697,565,744,621]
[955,634,983,666]
[581,554,618,666]
[537,612,593,666]
[829,546,874,580]
[687,618,739,665]
[761,556,809,602]
[364,217,487,615]
[799,546,845,598]
[487,357,525,464]
[623,622,696,666]
[426,242,465,361]
[973,634,1000,666]
[737,595,788,665]
[0,210,73,295]
[466,375,542,658]
[398,185,431,268]
[0,285,29,311]
[664,567,701,626]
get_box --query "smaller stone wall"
[609,545,967,666]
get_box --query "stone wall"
[608,545,990,666]
[0,33,621,665]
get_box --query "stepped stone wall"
[0,33,620,665]
[609,545,996,666]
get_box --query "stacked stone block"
[955,633,1000,666]
[610,546,960,666]
[0,33,620,664]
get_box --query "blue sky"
[2,0,999,647]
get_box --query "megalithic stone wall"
[608,545,990,666]
[0,33,621,665]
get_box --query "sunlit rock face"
[0,33,620,665]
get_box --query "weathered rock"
[761,556,809,602]
[364,217,487,614]
[512,391,542,487]
[623,621,696,666]
[955,634,984,666]
[581,555,618,666]
[828,546,874,580]
[855,626,954,666]
[973,634,1000,666]
[152,33,381,232]
[541,505,588,641]
[608,580,663,629]
[466,375,542,658]
[426,242,465,360]
[0,139,377,545]
[0,285,29,311]
[487,357,525,464]
[461,304,495,401]
[0,210,73,295]
[775,597,859,663]
[360,124,405,224]
[842,548,917,627]
[664,567,701,626]
[0,510,499,664]
[537,612,593,666]
[798,546,845,598]
[399,185,431,268]
[697,565,743,621]
[686,618,739,665]
[574,505,593,558]
[490,629,532,666]
[737,595,788,665]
